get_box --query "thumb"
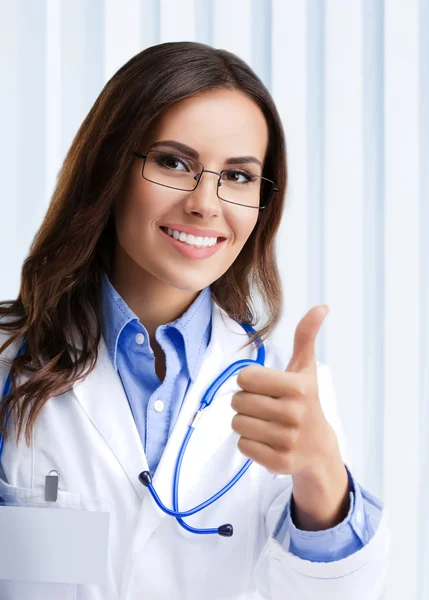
[285,305,329,374]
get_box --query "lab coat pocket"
[0,475,111,597]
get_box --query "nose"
[183,170,222,219]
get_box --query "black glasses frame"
[133,150,278,210]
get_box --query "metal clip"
[45,470,59,502]
[189,409,204,429]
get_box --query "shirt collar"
[100,270,212,382]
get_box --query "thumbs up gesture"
[231,305,351,531]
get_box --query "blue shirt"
[100,270,383,562]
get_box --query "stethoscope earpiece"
[218,524,233,537]
[138,471,152,487]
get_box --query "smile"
[160,226,220,248]
[159,227,227,260]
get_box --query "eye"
[155,153,190,172]
[222,169,257,184]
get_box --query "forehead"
[146,89,269,163]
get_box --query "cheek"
[116,183,169,234]
[114,198,153,257]
[115,196,142,236]
[219,217,257,272]
[229,211,258,249]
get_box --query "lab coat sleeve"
[252,362,390,600]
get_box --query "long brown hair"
[0,41,287,445]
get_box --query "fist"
[231,305,338,477]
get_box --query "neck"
[109,250,200,340]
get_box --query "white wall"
[0,1,428,598]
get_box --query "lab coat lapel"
[135,303,254,540]
[72,337,148,501]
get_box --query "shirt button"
[135,333,145,345]
[154,400,164,412]
[356,510,363,525]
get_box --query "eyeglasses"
[133,150,278,209]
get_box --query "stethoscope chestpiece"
[138,471,152,487]
[217,524,233,537]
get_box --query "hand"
[231,305,350,530]
[231,305,336,476]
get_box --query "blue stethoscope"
[1,323,265,538]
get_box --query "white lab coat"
[0,302,389,599]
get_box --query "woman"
[0,41,388,599]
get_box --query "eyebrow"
[149,140,262,168]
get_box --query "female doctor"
[0,41,388,599]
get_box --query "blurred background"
[0,1,428,598]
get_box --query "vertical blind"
[0,1,428,598]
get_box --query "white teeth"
[164,227,218,247]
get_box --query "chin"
[154,268,212,293]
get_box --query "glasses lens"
[143,151,201,191]
[218,170,273,208]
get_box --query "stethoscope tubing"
[141,323,265,536]
[143,427,253,518]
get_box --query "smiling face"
[113,88,269,300]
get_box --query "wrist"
[291,449,351,531]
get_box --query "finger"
[231,414,296,451]
[237,365,304,398]
[231,391,304,428]
[286,305,329,374]
[237,437,292,473]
